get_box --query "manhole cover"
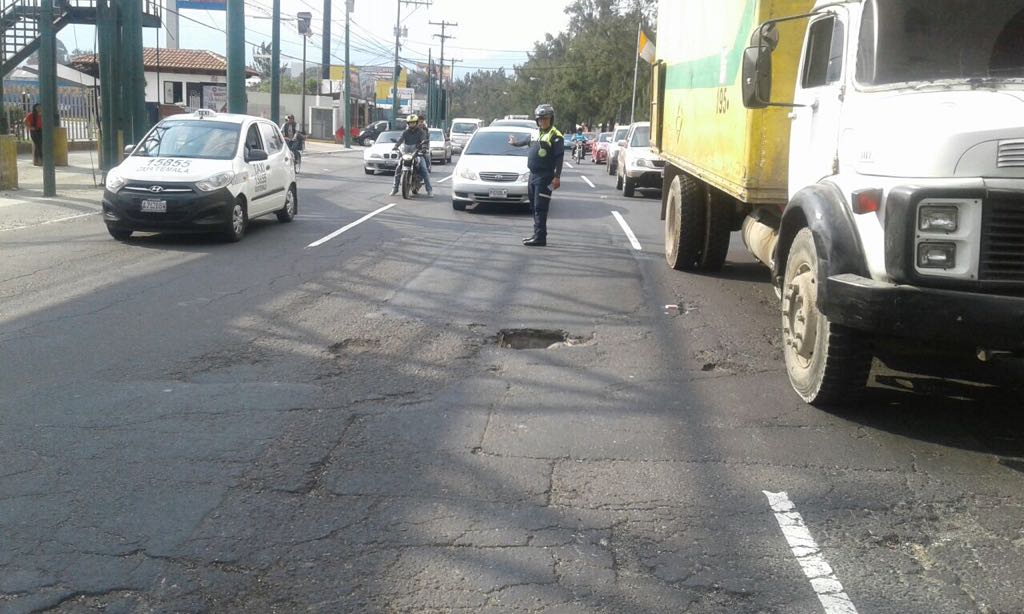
[496,328,588,350]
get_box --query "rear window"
[430,129,444,140]
[452,122,478,134]
[464,131,530,157]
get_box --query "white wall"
[143,71,227,106]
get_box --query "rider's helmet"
[407,114,419,125]
[576,126,583,134]
[534,104,554,125]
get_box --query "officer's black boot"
[523,236,546,247]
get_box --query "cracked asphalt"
[3,149,1024,613]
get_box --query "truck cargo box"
[652,0,812,205]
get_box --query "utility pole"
[227,0,246,113]
[124,0,147,141]
[297,12,312,132]
[271,0,281,123]
[447,58,460,128]
[392,0,431,122]
[38,0,56,195]
[430,20,456,130]
[321,0,332,85]
[344,0,354,148]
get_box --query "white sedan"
[451,126,537,211]
[362,130,404,175]
[428,128,452,165]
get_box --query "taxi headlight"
[918,205,959,233]
[458,167,478,180]
[105,170,125,192]
[195,171,236,192]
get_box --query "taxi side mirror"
[246,148,269,162]
[124,144,135,156]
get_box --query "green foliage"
[450,0,657,130]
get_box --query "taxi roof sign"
[193,109,218,119]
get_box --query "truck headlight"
[195,171,236,192]
[458,167,478,180]
[919,205,959,233]
[917,242,956,269]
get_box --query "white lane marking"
[307,203,396,248]
[564,161,574,169]
[437,174,453,183]
[0,211,97,233]
[763,491,859,614]
[581,176,595,189]
[611,211,642,251]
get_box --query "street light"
[297,11,312,133]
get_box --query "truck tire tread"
[664,174,704,270]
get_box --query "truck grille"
[980,198,1024,281]
[479,172,519,182]
[997,139,1024,168]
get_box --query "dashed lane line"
[764,491,859,614]
[564,161,574,169]
[437,174,453,183]
[307,203,397,248]
[611,211,642,251]
[581,175,595,189]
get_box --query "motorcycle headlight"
[105,169,126,192]
[195,171,236,192]
[458,167,478,180]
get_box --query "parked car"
[362,130,404,174]
[356,119,407,146]
[606,125,629,175]
[103,109,297,243]
[428,128,452,164]
[449,117,483,153]
[451,125,536,211]
[591,131,613,164]
[615,121,664,198]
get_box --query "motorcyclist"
[390,114,433,197]
[281,114,302,169]
[569,126,587,161]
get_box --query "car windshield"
[132,121,239,159]
[598,133,612,142]
[859,0,1024,85]
[614,128,628,141]
[377,131,403,143]
[430,129,444,141]
[464,131,530,156]
[629,126,650,147]
[452,122,478,134]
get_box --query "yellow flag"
[638,27,656,65]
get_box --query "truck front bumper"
[825,273,1024,350]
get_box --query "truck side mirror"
[741,45,772,109]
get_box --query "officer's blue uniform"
[525,127,564,241]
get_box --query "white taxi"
[103,110,298,242]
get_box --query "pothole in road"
[496,328,591,350]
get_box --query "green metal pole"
[226,0,246,113]
[271,0,280,123]
[343,0,352,148]
[391,0,400,122]
[98,0,115,170]
[38,0,56,196]
[123,0,147,141]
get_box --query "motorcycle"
[573,138,587,164]
[396,143,429,199]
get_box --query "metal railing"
[5,88,98,142]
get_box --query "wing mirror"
[617,140,627,148]
[741,44,773,109]
[123,144,135,156]
[246,148,269,162]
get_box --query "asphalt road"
[3,148,1024,613]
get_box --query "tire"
[607,159,615,175]
[452,200,466,211]
[782,228,872,405]
[401,168,411,200]
[664,174,704,271]
[364,168,374,175]
[223,198,247,242]
[108,227,132,241]
[699,186,732,272]
[615,172,623,190]
[623,176,636,198]
[276,186,297,223]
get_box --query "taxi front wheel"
[224,198,247,242]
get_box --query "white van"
[448,117,483,154]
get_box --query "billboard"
[375,83,413,110]
[178,0,227,9]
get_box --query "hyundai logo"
[149,185,164,193]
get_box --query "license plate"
[140,199,167,213]
[488,189,508,198]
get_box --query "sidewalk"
[303,139,366,156]
[0,151,104,232]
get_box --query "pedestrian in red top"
[24,104,42,166]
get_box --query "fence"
[3,83,98,142]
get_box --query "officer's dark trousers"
[527,173,554,240]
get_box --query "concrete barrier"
[0,135,17,189]
[54,127,69,167]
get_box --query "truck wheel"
[623,176,636,198]
[782,228,872,405]
[664,174,704,270]
[699,187,732,272]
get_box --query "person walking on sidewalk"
[508,103,563,247]
[24,104,43,166]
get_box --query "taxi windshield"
[133,121,240,160]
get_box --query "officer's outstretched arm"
[507,134,531,147]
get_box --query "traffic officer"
[509,103,563,246]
